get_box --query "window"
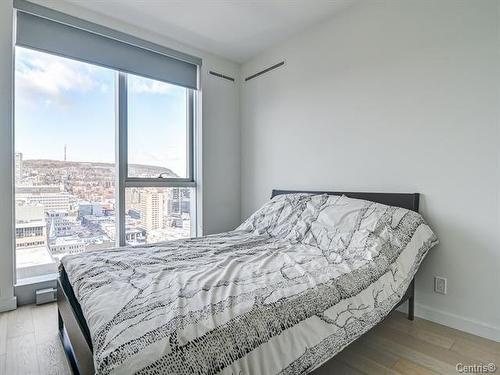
[116,72,196,248]
[13,2,201,282]
[14,48,116,280]
[127,74,191,179]
[14,49,198,282]
[125,187,194,245]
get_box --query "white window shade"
[15,0,201,90]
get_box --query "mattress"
[59,264,93,350]
[61,194,438,375]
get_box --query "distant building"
[126,188,141,211]
[85,238,115,251]
[102,207,114,217]
[181,200,190,214]
[15,205,48,249]
[49,236,86,257]
[167,188,181,215]
[167,216,183,228]
[141,189,165,231]
[81,214,113,228]
[15,152,23,182]
[181,188,191,214]
[126,228,146,244]
[16,185,62,194]
[16,185,75,212]
[100,221,116,241]
[78,202,103,218]
[182,215,191,232]
[128,208,141,220]
[15,205,58,279]
[167,188,190,216]
[46,210,77,237]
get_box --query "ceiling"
[58,0,356,63]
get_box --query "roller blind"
[14,0,201,90]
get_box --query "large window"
[128,74,191,179]
[14,48,198,282]
[125,187,194,245]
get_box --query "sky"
[15,47,188,177]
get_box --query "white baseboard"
[413,303,500,343]
[0,296,17,312]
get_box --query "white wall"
[0,0,16,311]
[241,0,500,341]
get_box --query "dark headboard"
[271,190,420,212]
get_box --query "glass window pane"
[15,47,116,281]
[125,187,193,245]
[127,74,189,179]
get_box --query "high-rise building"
[166,188,191,216]
[140,189,165,231]
[126,188,141,211]
[168,188,181,215]
[181,188,191,214]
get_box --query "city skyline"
[15,150,180,173]
[15,154,192,280]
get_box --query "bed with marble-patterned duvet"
[59,192,438,375]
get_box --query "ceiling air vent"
[209,71,235,82]
[245,61,285,82]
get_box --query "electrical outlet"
[434,276,447,294]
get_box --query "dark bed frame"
[58,190,419,375]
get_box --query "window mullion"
[187,90,194,181]
[115,72,127,247]
[124,179,196,188]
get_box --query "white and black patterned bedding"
[61,194,438,375]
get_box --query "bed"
[57,190,438,375]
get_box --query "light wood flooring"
[0,303,498,374]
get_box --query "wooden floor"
[0,304,498,374]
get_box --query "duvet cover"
[61,193,438,375]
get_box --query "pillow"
[237,193,322,237]
[238,193,436,268]
[238,193,436,267]
[289,194,430,266]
